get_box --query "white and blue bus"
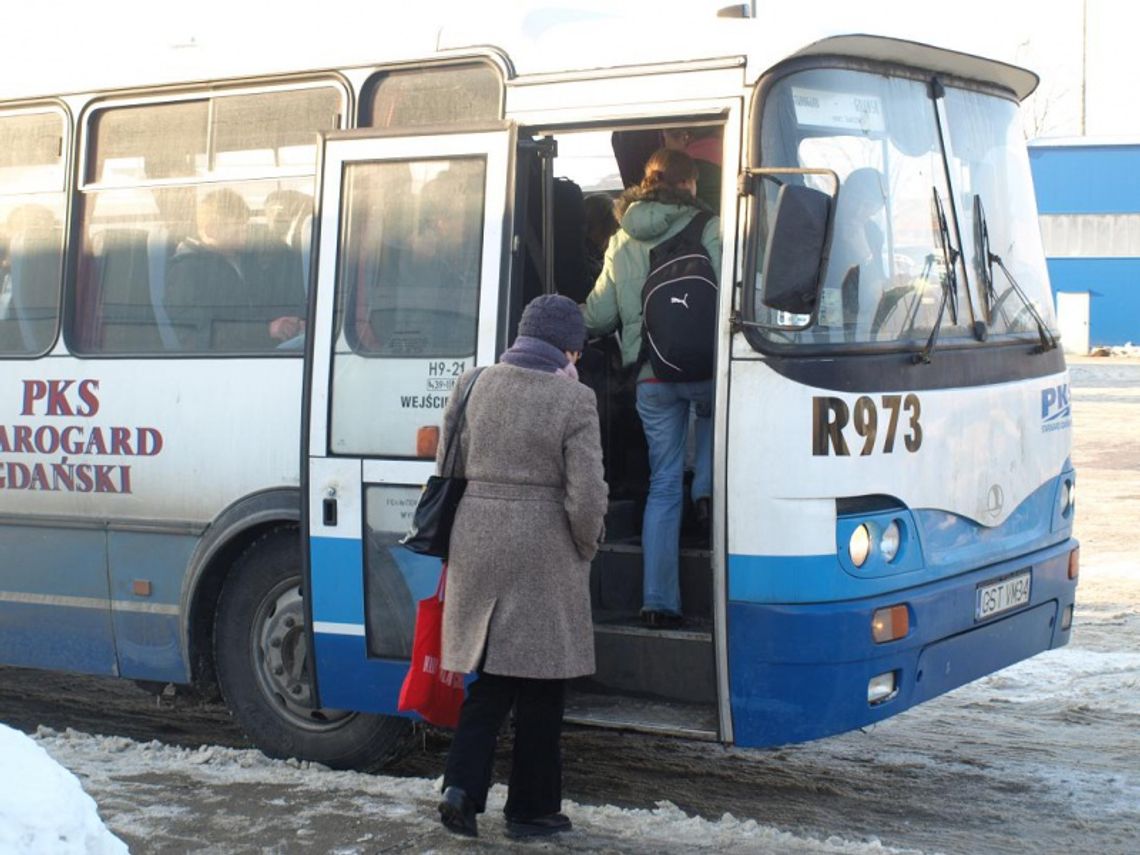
[0,9,1078,768]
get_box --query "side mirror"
[759,184,830,315]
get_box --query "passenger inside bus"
[823,166,888,339]
[538,129,724,558]
[582,193,618,284]
[164,188,306,352]
[351,163,483,357]
[264,189,313,247]
[582,147,719,628]
[662,126,722,211]
[613,126,723,212]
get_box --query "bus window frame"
[66,76,352,359]
[0,100,73,360]
[741,55,1036,360]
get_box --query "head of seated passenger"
[5,204,57,243]
[194,189,251,259]
[416,168,482,282]
[583,194,618,253]
[264,189,312,244]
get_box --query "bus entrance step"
[564,689,718,740]
[585,612,715,705]
[590,545,712,618]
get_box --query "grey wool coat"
[439,363,608,679]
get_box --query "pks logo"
[1041,383,1071,433]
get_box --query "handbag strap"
[435,561,448,601]
[440,367,486,477]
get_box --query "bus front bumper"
[726,538,1078,748]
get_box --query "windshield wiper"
[973,194,1058,354]
[972,194,998,311]
[913,187,959,365]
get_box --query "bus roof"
[2,5,1037,102]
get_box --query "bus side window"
[73,86,342,356]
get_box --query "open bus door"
[303,125,516,714]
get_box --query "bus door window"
[0,110,66,356]
[73,85,341,354]
[330,157,484,456]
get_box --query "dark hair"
[639,147,698,192]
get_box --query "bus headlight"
[880,520,901,562]
[849,524,871,567]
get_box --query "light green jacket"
[582,196,721,378]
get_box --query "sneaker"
[438,786,478,837]
[640,610,683,629]
[505,812,572,839]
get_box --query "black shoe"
[505,812,572,839]
[640,610,683,629]
[438,786,478,837]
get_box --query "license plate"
[975,571,1031,621]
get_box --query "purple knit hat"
[516,294,587,352]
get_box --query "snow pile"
[0,723,127,855]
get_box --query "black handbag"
[399,367,486,557]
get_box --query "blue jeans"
[636,380,713,615]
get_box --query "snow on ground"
[3,360,1138,854]
[0,724,127,855]
[26,726,924,855]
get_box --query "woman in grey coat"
[437,294,608,840]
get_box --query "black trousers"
[442,671,566,819]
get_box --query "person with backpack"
[582,147,721,628]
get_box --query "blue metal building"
[1029,139,1140,347]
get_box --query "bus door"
[304,125,516,713]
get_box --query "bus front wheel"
[213,527,411,770]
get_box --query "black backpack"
[639,211,717,382]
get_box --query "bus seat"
[551,176,590,303]
[6,230,62,354]
[96,228,163,352]
[146,227,180,350]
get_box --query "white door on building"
[1056,291,1090,355]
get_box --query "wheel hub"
[254,580,353,731]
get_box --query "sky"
[1,1,1134,140]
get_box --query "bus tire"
[213,526,411,771]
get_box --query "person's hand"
[269,316,305,341]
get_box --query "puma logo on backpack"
[640,212,717,382]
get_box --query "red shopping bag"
[397,562,466,728]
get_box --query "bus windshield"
[941,86,1058,338]
[751,67,1056,349]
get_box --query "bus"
[0,8,1078,769]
